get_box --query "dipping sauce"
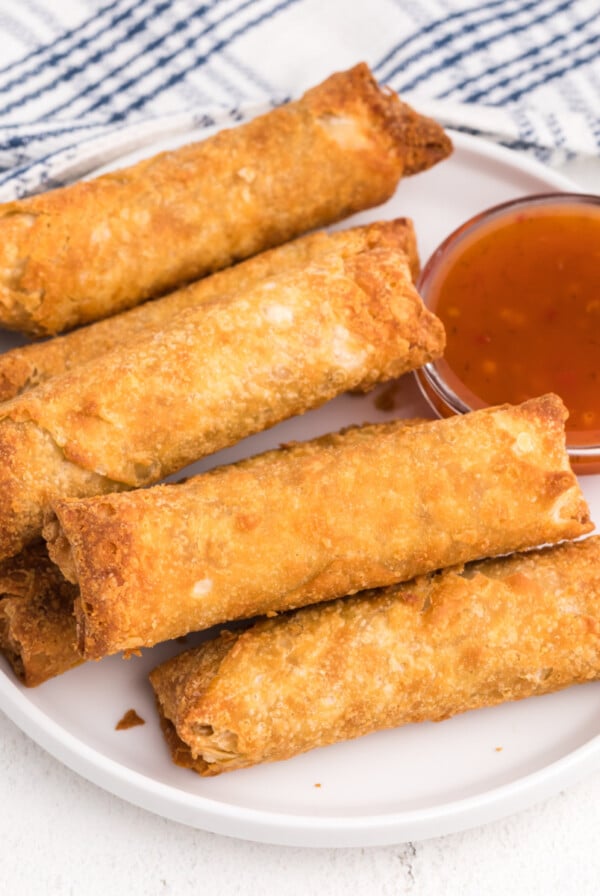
[417,193,600,466]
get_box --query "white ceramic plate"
[1,130,599,849]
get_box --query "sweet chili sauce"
[419,195,600,451]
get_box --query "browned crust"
[46,395,591,660]
[0,248,444,557]
[0,64,449,335]
[0,417,126,562]
[150,535,600,775]
[0,218,420,402]
[0,244,442,561]
[156,708,204,771]
[0,542,80,686]
[389,93,455,176]
[302,63,452,177]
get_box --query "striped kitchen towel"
[0,0,598,198]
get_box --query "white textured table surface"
[2,159,599,896]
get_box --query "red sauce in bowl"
[416,193,600,473]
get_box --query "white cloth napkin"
[0,0,598,198]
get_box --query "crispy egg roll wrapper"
[0,422,422,687]
[0,219,419,401]
[46,394,592,659]
[0,543,80,686]
[0,63,451,335]
[149,535,600,776]
[0,246,444,561]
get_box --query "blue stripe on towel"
[0,0,138,86]
[374,0,513,80]
[0,0,298,194]
[0,0,181,116]
[386,0,572,93]
[499,38,600,104]
[438,9,600,101]
[38,0,215,120]
[92,0,301,120]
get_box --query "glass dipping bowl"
[414,192,600,474]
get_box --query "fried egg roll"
[150,535,600,776]
[0,245,444,561]
[0,542,80,686]
[46,394,591,660]
[0,218,419,401]
[0,63,451,335]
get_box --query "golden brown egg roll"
[0,245,444,561]
[0,433,437,689]
[0,218,419,402]
[0,63,451,335]
[46,394,592,660]
[150,534,600,776]
[0,542,80,686]
[0,418,423,686]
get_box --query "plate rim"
[3,665,600,847]
[1,127,597,849]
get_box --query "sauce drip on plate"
[424,200,600,445]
